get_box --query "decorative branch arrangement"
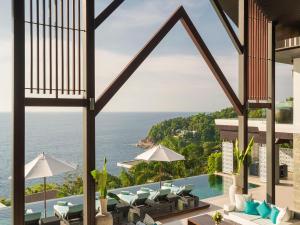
[234,137,254,175]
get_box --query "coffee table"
[188,214,240,225]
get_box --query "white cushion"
[224,204,235,212]
[235,194,252,211]
[143,214,155,225]
[229,211,261,221]
[225,205,300,225]
[254,218,274,225]
[136,222,146,225]
[277,207,293,224]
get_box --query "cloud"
[0,0,293,112]
[98,0,207,29]
[95,49,239,112]
[0,40,12,112]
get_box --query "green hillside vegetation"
[0,107,264,203]
[119,107,264,186]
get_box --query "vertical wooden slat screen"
[49,0,53,94]
[248,0,269,101]
[25,0,85,97]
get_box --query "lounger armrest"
[145,199,157,207]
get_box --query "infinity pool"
[0,174,258,225]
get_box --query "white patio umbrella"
[135,144,185,187]
[24,153,76,217]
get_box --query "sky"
[0,0,293,112]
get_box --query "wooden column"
[12,0,25,224]
[238,0,249,194]
[266,21,275,204]
[82,0,96,224]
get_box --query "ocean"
[0,112,193,198]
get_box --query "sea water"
[0,112,192,198]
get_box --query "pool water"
[0,175,258,225]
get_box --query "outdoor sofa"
[53,201,83,225]
[224,197,300,225]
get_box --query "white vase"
[229,174,243,205]
[99,198,108,215]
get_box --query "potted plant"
[212,211,223,225]
[229,137,254,204]
[91,157,108,215]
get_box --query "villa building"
[216,0,300,208]
[9,0,300,224]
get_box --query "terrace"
[8,0,300,224]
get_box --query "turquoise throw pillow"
[270,207,280,224]
[257,201,271,218]
[244,200,259,215]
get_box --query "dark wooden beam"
[238,0,249,194]
[180,9,243,116]
[83,0,96,225]
[95,7,183,114]
[12,0,25,224]
[95,6,243,116]
[94,0,124,29]
[266,20,276,204]
[25,98,87,107]
[216,124,293,143]
[248,102,272,109]
[210,0,243,54]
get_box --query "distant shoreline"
[136,138,154,149]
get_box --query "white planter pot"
[229,174,243,205]
[95,212,113,225]
[99,198,108,215]
[95,198,113,225]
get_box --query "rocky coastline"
[136,138,154,149]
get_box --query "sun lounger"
[162,183,194,195]
[117,190,150,206]
[140,188,175,218]
[147,188,170,202]
[54,201,83,225]
[118,190,154,222]
[163,183,199,207]
[25,209,41,225]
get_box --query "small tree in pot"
[234,137,254,176]
[228,137,254,204]
[91,158,108,215]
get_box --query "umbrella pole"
[44,177,47,218]
[160,162,162,188]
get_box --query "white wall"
[222,142,234,174]
[293,58,300,127]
